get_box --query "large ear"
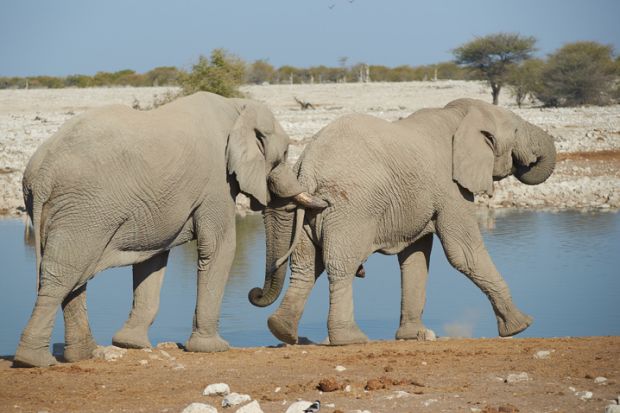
[452,106,495,196]
[227,105,268,206]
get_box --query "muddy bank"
[1,337,618,413]
[1,83,618,216]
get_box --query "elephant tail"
[23,180,47,294]
[274,207,306,269]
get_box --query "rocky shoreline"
[1,82,618,217]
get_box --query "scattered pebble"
[505,372,530,384]
[181,402,218,413]
[575,390,593,401]
[235,400,263,413]
[274,387,281,393]
[172,363,185,370]
[285,400,313,413]
[138,360,148,366]
[344,385,352,392]
[92,345,127,361]
[423,398,438,407]
[335,365,346,372]
[222,393,251,407]
[533,350,552,359]
[595,376,608,384]
[156,341,180,349]
[203,383,230,396]
[159,350,172,359]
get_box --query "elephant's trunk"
[249,203,296,307]
[513,123,557,185]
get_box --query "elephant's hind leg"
[436,210,532,337]
[396,234,436,341]
[62,284,97,362]
[113,251,169,349]
[268,230,324,344]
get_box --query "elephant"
[249,98,556,345]
[14,91,326,367]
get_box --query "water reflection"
[1,209,619,355]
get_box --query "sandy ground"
[1,337,619,413]
[1,81,619,215]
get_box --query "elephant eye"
[481,130,496,150]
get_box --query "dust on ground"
[1,337,618,413]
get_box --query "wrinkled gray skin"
[251,98,556,345]
[15,92,326,368]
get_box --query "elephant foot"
[184,333,230,353]
[63,338,98,362]
[497,309,533,337]
[267,314,298,345]
[112,326,152,349]
[328,322,369,346]
[13,344,58,368]
[395,323,437,341]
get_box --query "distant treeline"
[0,61,476,90]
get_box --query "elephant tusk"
[293,192,329,209]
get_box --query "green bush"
[536,41,617,106]
[506,59,545,107]
[181,49,246,97]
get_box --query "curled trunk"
[248,204,295,307]
[513,122,557,185]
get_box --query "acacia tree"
[454,33,537,105]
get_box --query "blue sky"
[1,0,619,77]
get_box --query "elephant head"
[447,98,556,196]
[227,101,327,209]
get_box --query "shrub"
[181,49,246,97]
[506,59,545,107]
[536,41,617,106]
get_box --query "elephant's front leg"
[62,284,97,361]
[268,231,324,344]
[326,273,369,345]
[184,230,235,353]
[437,210,532,337]
[395,234,436,341]
[113,251,169,349]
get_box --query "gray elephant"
[250,98,556,345]
[14,92,326,367]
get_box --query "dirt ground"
[1,337,618,413]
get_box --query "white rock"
[595,376,608,384]
[605,405,620,413]
[575,390,593,400]
[335,365,346,372]
[235,400,263,413]
[534,350,551,359]
[172,363,185,370]
[156,341,179,349]
[325,403,335,408]
[181,402,218,413]
[505,372,530,383]
[222,393,251,408]
[423,398,438,407]
[274,387,281,393]
[92,345,127,361]
[203,383,230,396]
[349,411,372,413]
[344,384,352,392]
[159,350,172,359]
[138,359,148,366]
[285,401,312,413]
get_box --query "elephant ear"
[452,106,496,196]
[227,105,268,206]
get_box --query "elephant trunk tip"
[248,287,275,308]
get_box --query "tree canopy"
[454,33,537,104]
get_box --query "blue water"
[0,210,619,355]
